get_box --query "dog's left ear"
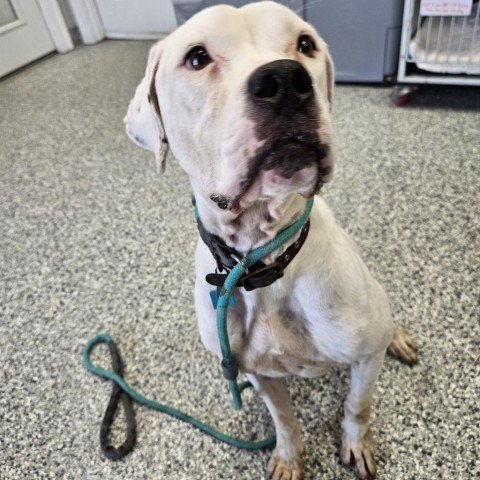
[325,49,335,112]
[124,40,168,172]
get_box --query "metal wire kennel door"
[398,0,480,86]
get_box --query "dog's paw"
[387,325,418,367]
[268,452,303,480]
[341,429,376,479]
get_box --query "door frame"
[37,0,74,53]
[65,0,105,44]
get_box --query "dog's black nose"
[248,60,313,114]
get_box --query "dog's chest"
[230,290,333,377]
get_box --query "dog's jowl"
[125,2,418,479]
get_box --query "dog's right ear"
[124,41,168,172]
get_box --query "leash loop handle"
[83,334,276,453]
[100,337,137,460]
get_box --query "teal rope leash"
[83,333,275,453]
[83,197,314,457]
[213,197,314,411]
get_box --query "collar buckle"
[240,262,284,291]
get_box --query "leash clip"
[230,253,249,274]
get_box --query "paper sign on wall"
[420,0,473,16]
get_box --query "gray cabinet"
[306,0,403,82]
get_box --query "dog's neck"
[193,190,307,255]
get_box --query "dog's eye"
[185,46,212,70]
[297,35,317,57]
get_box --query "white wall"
[95,0,177,38]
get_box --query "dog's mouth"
[211,133,330,212]
[262,136,326,177]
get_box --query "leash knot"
[221,358,239,380]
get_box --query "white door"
[0,0,55,77]
[95,0,177,38]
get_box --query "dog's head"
[125,1,334,214]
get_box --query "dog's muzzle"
[210,60,331,212]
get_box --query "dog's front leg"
[247,374,303,480]
[341,352,385,479]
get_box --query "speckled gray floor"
[1,40,479,480]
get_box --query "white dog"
[125,2,418,478]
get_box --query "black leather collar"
[194,198,310,291]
